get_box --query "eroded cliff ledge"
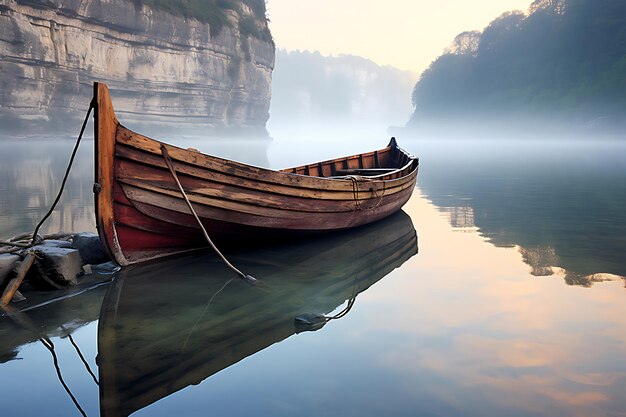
[0,0,274,134]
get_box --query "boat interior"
[281,142,413,178]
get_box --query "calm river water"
[1,125,625,417]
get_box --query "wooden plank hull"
[98,211,418,417]
[94,83,419,265]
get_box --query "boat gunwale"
[120,123,418,182]
[283,157,418,181]
[115,129,419,194]
[114,151,418,203]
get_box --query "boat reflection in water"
[97,211,418,417]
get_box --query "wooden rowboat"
[94,82,419,266]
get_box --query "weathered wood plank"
[116,127,416,191]
[118,176,414,221]
[95,82,128,266]
[120,183,414,230]
[114,144,418,198]
[0,252,36,306]
[115,158,414,208]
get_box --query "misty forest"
[409,0,626,128]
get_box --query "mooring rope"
[30,99,96,245]
[0,233,75,255]
[0,100,97,414]
[160,145,257,284]
[346,175,385,211]
[180,276,235,354]
[2,305,93,417]
[63,328,99,386]
[0,100,95,252]
[327,296,357,320]
[326,275,361,321]
[40,337,88,417]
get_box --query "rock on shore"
[0,232,116,302]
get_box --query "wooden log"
[0,252,36,306]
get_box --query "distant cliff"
[407,0,626,132]
[271,50,418,128]
[0,0,274,134]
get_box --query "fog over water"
[2,120,626,416]
[1,89,626,415]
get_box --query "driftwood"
[0,252,36,306]
[12,290,26,302]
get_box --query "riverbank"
[0,232,117,309]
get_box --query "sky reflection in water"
[122,193,626,417]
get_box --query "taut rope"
[1,305,88,417]
[40,337,88,417]
[160,145,257,284]
[31,99,96,245]
[0,100,95,251]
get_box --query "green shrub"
[136,0,270,39]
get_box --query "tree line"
[408,0,626,129]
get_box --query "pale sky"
[266,0,534,74]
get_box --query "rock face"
[0,0,274,133]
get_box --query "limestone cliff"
[0,0,274,134]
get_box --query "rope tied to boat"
[345,175,386,211]
[160,145,257,284]
[40,336,88,417]
[0,99,95,252]
[294,276,361,332]
[31,99,96,245]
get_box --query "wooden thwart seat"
[333,168,398,177]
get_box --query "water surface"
[1,129,625,417]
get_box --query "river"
[1,125,625,416]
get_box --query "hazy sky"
[266,0,534,74]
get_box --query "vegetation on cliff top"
[136,0,272,41]
[408,0,626,127]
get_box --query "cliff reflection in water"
[0,138,95,238]
[97,211,418,417]
[0,136,270,240]
[410,137,626,287]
